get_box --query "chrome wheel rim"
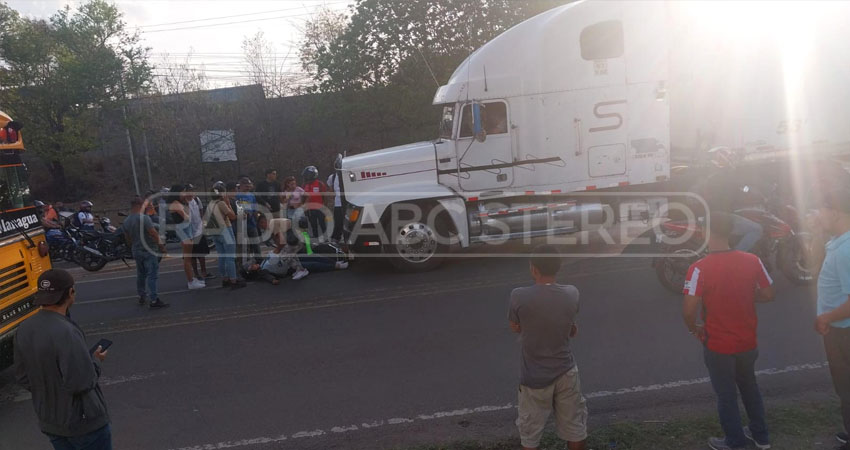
[395,222,438,263]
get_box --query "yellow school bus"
[0,110,51,370]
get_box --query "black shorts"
[192,236,210,255]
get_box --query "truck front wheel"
[384,203,452,272]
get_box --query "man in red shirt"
[682,212,775,450]
[302,165,329,239]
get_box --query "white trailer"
[341,0,850,271]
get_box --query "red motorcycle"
[653,206,815,294]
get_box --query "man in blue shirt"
[815,190,850,450]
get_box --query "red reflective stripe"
[525,191,535,196]
[469,197,479,202]
[619,181,629,187]
[519,206,538,212]
[552,190,562,194]
[586,185,597,191]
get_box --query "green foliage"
[0,0,152,167]
[305,0,571,92]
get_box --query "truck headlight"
[348,172,356,182]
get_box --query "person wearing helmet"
[696,147,764,253]
[302,166,329,240]
[76,201,95,231]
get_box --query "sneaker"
[335,261,349,270]
[204,273,216,280]
[188,279,205,290]
[743,426,771,449]
[708,437,746,450]
[194,278,206,286]
[138,296,147,306]
[149,299,170,309]
[838,432,849,444]
[292,269,309,280]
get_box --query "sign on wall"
[200,130,237,162]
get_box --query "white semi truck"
[340,0,850,271]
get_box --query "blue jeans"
[731,214,763,252]
[299,255,336,273]
[46,424,112,450]
[133,251,159,300]
[212,227,237,279]
[703,347,768,447]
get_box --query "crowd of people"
[121,163,350,309]
[34,162,350,310]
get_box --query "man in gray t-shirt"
[508,245,587,450]
[123,197,169,308]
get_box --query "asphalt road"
[0,249,834,450]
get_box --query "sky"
[6,0,354,88]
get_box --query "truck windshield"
[0,165,32,211]
[439,105,455,140]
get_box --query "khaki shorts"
[516,366,588,448]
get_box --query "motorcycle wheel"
[778,233,815,285]
[76,249,108,272]
[655,245,702,295]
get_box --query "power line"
[135,2,346,29]
[140,12,319,34]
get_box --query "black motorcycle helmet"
[302,166,319,183]
[211,181,226,200]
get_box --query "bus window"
[0,166,32,210]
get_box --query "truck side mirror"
[472,103,487,143]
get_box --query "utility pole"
[122,104,141,196]
[119,78,140,196]
[142,130,154,191]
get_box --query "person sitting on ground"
[255,216,310,282]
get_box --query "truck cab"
[341,1,672,271]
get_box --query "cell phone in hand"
[90,338,113,355]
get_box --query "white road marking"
[0,371,166,404]
[168,361,828,450]
[76,286,218,305]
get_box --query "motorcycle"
[653,205,815,294]
[73,215,133,272]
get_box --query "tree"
[153,52,209,95]
[305,0,571,92]
[0,0,153,192]
[242,31,307,98]
[298,6,348,88]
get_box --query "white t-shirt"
[327,172,342,208]
[188,198,203,238]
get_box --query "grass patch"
[403,401,842,450]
